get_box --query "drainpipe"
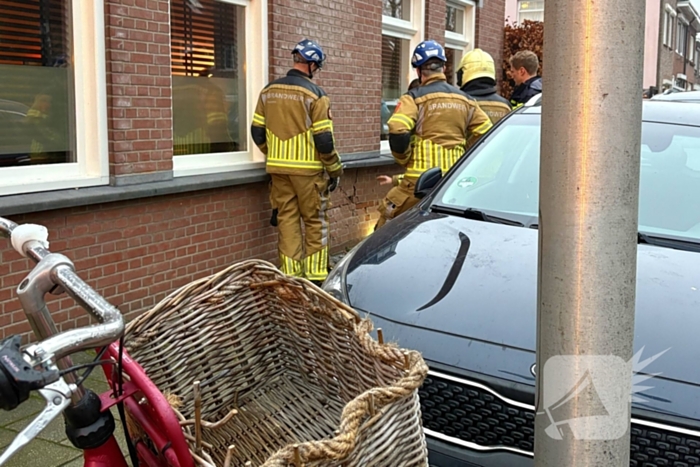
[534,0,645,465]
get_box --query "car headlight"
[322,246,357,304]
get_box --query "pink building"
[504,0,700,91]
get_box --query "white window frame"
[445,0,476,50]
[0,1,108,196]
[663,5,676,47]
[380,0,425,154]
[517,0,545,24]
[173,0,268,177]
[445,0,476,86]
[689,34,695,63]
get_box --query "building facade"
[0,0,505,340]
[503,0,700,92]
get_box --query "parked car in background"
[324,99,700,466]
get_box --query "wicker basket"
[124,259,429,467]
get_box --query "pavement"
[0,351,131,467]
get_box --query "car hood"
[345,209,700,417]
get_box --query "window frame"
[0,0,109,196]
[663,4,676,48]
[517,0,545,24]
[380,0,425,154]
[677,15,688,56]
[172,0,268,178]
[444,0,476,86]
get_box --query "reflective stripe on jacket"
[251,70,342,177]
[387,73,493,181]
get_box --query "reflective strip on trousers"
[304,246,329,281]
[279,252,303,277]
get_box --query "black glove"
[270,208,278,227]
[328,178,339,193]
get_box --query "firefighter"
[375,40,493,229]
[458,48,512,125]
[508,50,542,108]
[251,39,343,285]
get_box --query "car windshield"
[433,113,700,242]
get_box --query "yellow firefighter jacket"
[461,79,513,125]
[251,70,343,177]
[387,73,493,181]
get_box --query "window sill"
[0,153,395,216]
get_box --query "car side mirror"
[414,167,442,199]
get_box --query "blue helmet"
[411,40,447,68]
[292,39,326,68]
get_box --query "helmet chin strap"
[307,62,314,79]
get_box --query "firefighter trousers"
[270,173,331,281]
[375,178,420,230]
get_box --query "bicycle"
[0,217,195,467]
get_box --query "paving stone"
[8,415,67,444]
[0,396,44,427]
[0,428,17,448]
[0,439,79,467]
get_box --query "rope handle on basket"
[261,349,429,467]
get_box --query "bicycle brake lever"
[0,378,74,466]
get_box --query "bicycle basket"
[123,259,429,467]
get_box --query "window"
[689,34,696,63]
[434,114,700,242]
[0,0,107,196]
[381,0,424,151]
[517,0,544,23]
[675,75,688,90]
[663,10,676,47]
[444,1,475,86]
[381,36,409,141]
[677,19,688,56]
[383,0,411,21]
[170,0,267,177]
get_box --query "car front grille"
[420,371,700,466]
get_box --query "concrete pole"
[534,0,646,465]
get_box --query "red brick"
[106,0,172,180]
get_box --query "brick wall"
[268,0,383,155]
[106,0,174,184]
[0,166,400,341]
[425,0,447,44]
[476,0,507,90]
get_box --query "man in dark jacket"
[508,50,542,107]
[458,48,512,125]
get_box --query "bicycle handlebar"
[0,217,124,361]
[0,217,126,466]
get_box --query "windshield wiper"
[638,232,700,253]
[431,205,525,226]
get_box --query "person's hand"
[328,178,339,192]
[377,175,392,186]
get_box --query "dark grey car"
[323,100,700,466]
